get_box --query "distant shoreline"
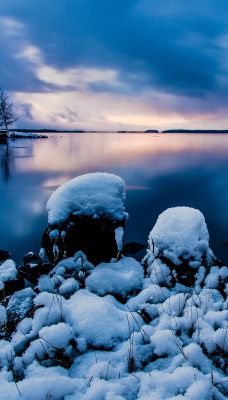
[162,129,228,133]
[7,128,228,134]
[9,128,85,133]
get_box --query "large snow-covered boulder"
[148,207,211,266]
[41,173,128,265]
[143,207,216,286]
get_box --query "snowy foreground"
[0,173,227,400]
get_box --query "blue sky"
[1,0,228,131]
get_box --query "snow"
[49,228,59,240]
[0,305,6,324]
[147,207,212,267]
[85,257,143,297]
[39,251,95,295]
[0,195,227,399]
[8,131,48,138]
[150,329,181,356]
[0,259,18,284]
[115,226,124,251]
[47,172,128,226]
[64,289,143,349]
[59,277,80,297]
[6,288,35,324]
[213,328,228,353]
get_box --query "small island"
[162,129,228,133]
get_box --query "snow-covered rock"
[41,173,128,265]
[0,201,227,399]
[147,207,212,267]
[0,259,24,299]
[47,172,128,226]
[143,206,217,287]
[6,288,35,333]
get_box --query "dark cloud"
[1,0,228,111]
[0,27,71,94]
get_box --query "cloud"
[1,1,228,128]
[50,108,79,124]
[2,2,228,92]
[19,103,34,120]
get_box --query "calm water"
[0,132,228,266]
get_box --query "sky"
[1,0,228,131]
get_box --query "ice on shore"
[8,132,48,138]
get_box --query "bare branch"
[0,88,19,130]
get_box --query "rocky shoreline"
[0,130,48,139]
[0,173,227,399]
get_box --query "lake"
[0,132,228,266]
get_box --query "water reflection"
[0,133,228,265]
[0,138,14,184]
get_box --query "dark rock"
[0,249,11,262]
[122,242,147,262]
[22,252,42,265]
[0,277,24,300]
[41,215,125,266]
[19,253,53,283]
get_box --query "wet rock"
[122,242,147,262]
[41,216,125,265]
[0,249,11,262]
[22,252,42,265]
[19,252,53,284]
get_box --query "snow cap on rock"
[47,172,128,226]
[148,206,211,266]
[0,259,18,284]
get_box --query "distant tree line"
[162,129,228,133]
